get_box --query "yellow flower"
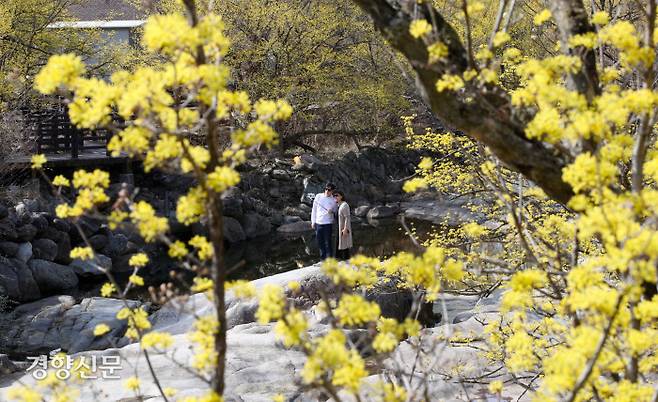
[493,31,511,47]
[206,166,240,193]
[141,331,174,349]
[34,53,85,94]
[168,240,189,259]
[93,323,111,336]
[124,376,140,391]
[409,19,432,39]
[52,175,70,187]
[428,41,448,62]
[533,9,552,26]
[488,380,503,393]
[129,253,149,267]
[100,282,116,297]
[591,11,610,25]
[189,235,214,260]
[70,247,94,260]
[256,284,285,323]
[31,154,47,169]
[435,74,464,92]
[129,274,144,286]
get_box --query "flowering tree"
[11,0,658,401]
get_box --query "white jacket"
[311,193,337,225]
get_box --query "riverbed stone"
[282,215,302,224]
[32,238,58,261]
[16,224,38,242]
[223,217,246,243]
[28,259,79,293]
[0,220,17,241]
[0,241,19,258]
[354,205,371,217]
[240,212,271,239]
[70,254,113,276]
[88,234,108,250]
[16,242,32,263]
[102,233,128,258]
[367,205,395,219]
[277,221,313,235]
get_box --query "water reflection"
[226,218,433,280]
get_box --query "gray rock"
[0,220,17,241]
[367,205,395,219]
[240,212,272,239]
[30,214,49,233]
[223,216,246,243]
[354,205,371,217]
[223,196,244,219]
[272,169,290,180]
[16,242,32,263]
[28,259,79,293]
[32,238,58,261]
[39,226,67,242]
[0,205,8,220]
[51,218,71,233]
[16,224,38,242]
[282,215,302,224]
[88,234,108,250]
[70,254,113,276]
[0,258,40,302]
[0,354,19,374]
[54,233,72,265]
[102,233,128,258]
[300,177,323,206]
[0,295,141,355]
[277,221,313,235]
[0,241,19,258]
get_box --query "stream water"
[226,217,433,280]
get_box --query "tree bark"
[351,0,576,205]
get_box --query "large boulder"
[0,220,17,241]
[240,213,272,239]
[300,177,323,206]
[16,242,32,263]
[354,205,371,218]
[70,254,113,276]
[223,196,244,219]
[367,205,395,219]
[277,221,313,235]
[16,224,38,242]
[0,258,40,302]
[0,296,141,355]
[32,238,58,261]
[0,241,19,258]
[28,259,79,293]
[101,233,128,258]
[223,217,246,243]
[87,234,108,250]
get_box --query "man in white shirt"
[311,182,337,260]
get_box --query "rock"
[54,234,72,265]
[28,259,79,293]
[354,205,371,218]
[271,169,290,180]
[0,220,17,241]
[102,233,128,258]
[0,241,19,258]
[0,354,19,374]
[300,177,323,206]
[87,234,108,250]
[292,154,326,171]
[0,295,141,356]
[0,258,40,302]
[70,254,113,276]
[223,196,244,219]
[30,214,49,233]
[16,242,32,263]
[223,217,246,243]
[32,238,58,261]
[16,224,38,242]
[367,205,395,219]
[277,221,313,235]
[52,218,71,233]
[0,205,8,220]
[401,200,480,226]
[282,215,302,224]
[240,212,272,239]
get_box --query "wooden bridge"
[4,108,128,169]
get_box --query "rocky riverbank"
[0,265,521,401]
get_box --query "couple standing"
[310,182,352,261]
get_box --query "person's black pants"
[316,223,333,260]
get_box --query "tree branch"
[351,0,574,205]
